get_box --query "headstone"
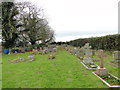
[48,47,53,52]
[9,57,24,63]
[75,51,80,57]
[80,47,85,58]
[41,49,48,54]
[28,56,35,62]
[113,51,120,61]
[31,49,38,55]
[28,56,34,59]
[80,46,85,52]
[96,50,108,75]
[53,47,57,52]
[47,45,54,53]
[97,50,106,68]
[85,49,92,56]
[82,43,93,64]
[84,43,92,56]
[48,53,55,60]
[67,47,70,52]
[72,48,78,55]
[83,57,93,64]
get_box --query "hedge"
[69,34,120,51]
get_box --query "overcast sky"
[15,0,119,42]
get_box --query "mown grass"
[2,47,118,88]
[0,53,2,89]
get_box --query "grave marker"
[82,43,93,64]
[113,51,120,61]
[96,50,108,75]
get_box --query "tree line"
[1,2,55,48]
[68,34,120,51]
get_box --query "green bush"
[69,34,120,51]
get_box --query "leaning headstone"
[96,50,108,75]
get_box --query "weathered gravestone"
[67,47,71,52]
[96,50,108,75]
[75,51,81,58]
[113,51,120,61]
[79,47,85,58]
[42,49,47,54]
[84,43,92,56]
[31,49,38,55]
[8,57,24,63]
[72,48,78,55]
[47,45,54,53]
[83,57,93,64]
[39,47,48,55]
[27,56,35,62]
[48,53,55,60]
[75,50,80,57]
[82,43,93,64]
[47,45,56,60]
[53,47,57,52]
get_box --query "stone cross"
[97,50,106,68]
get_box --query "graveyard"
[1,1,120,89]
[1,45,120,88]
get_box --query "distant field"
[2,47,119,88]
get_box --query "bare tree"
[15,2,55,45]
[40,25,55,44]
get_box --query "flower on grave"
[108,76,111,78]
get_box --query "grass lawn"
[2,47,118,88]
[0,53,2,89]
